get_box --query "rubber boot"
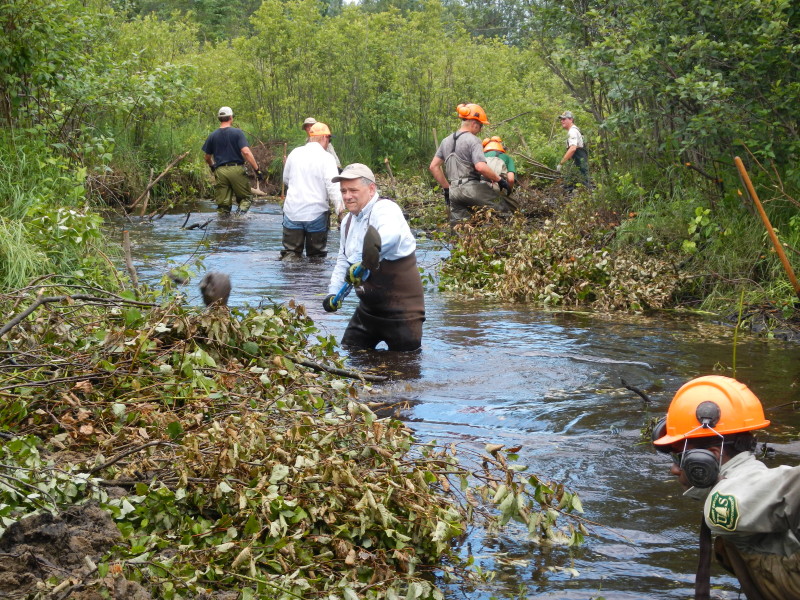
[280,227,305,259]
[305,230,329,258]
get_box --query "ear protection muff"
[680,449,720,488]
[651,416,668,451]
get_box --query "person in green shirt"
[482,136,515,192]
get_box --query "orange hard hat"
[456,103,489,125]
[653,375,770,447]
[483,135,506,153]
[308,122,331,136]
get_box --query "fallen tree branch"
[0,294,155,338]
[185,218,214,231]
[129,151,189,211]
[294,357,388,382]
[620,377,652,404]
[89,440,179,475]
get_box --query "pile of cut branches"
[441,205,686,312]
[0,283,585,599]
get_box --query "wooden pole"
[122,229,139,293]
[384,156,395,185]
[734,156,800,300]
[432,128,439,150]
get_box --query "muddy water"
[120,199,800,600]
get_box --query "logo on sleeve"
[708,492,740,531]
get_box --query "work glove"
[256,169,265,181]
[443,188,450,205]
[209,163,216,172]
[497,178,512,195]
[322,294,342,312]
[556,164,562,173]
[345,262,366,286]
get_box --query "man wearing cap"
[556,111,589,187]
[302,117,341,170]
[202,106,262,214]
[323,163,425,351]
[652,375,800,600]
[429,103,515,223]
[281,122,344,259]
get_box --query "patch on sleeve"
[708,492,740,531]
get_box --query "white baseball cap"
[218,106,233,118]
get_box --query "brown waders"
[214,164,252,213]
[342,253,425,351]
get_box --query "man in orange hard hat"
[429,103,515,223]
[652,375,800,600]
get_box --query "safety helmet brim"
[653,376,770,447]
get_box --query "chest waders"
[339,201,425,351]
[444,132,513,222]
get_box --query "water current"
[118,198,800,599]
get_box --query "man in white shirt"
[281,122,345,258]
[556,111,589,187]
[323,163,425,351]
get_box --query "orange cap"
[653,376,770,447]
[308,122,331,136]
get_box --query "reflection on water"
[117,198,800,600]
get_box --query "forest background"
[1,0,799,319]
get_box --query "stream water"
[119,198,800,599]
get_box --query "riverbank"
[378,174,800,341]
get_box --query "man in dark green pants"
[202,106,262,214]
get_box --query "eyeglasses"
[670,451,684,467]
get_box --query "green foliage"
[531,0,800,196]
[441,204,686,312]
[682,206,727,255]
[0,288,585,598]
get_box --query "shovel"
[331,225,381,307]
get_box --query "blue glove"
[322,294,342,312]
[345,262,366,286]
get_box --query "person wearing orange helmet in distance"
[482,136,515,192]
[429,103,516,223]
[652,375,800,600]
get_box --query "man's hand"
[322,294,342,312]
[556,164,562,173]
[209,163,216,172]
[443,188,450,205]
[498,178,512,195]
[345,262,366,286]
[256,169,265,181]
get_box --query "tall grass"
[0,144,39,220]
[0,218,48,291]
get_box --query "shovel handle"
[332,265,370,306]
